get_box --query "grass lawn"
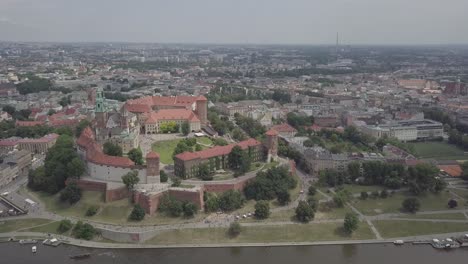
[196,137,213,146]
[0,218,52,233]
[395,213,467,220]
[450,188,468,200]
[374,220,468,238]
[25,221,72,235]
[316,205,353,220]
[352,191,464,216]
[152,138,214,164]
[152,139,182,164]
[409,141,467,160]
[145,222,374,245]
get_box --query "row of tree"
[320,162,446,195]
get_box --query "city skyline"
[1,0,468,45]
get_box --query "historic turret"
[195,96,208,125]
[146,151,160,184]
[265,129,278,162]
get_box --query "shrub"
[370,190,380,199]
[308,186,317,196]
[295,201,315,223]
[343,213,359,234]
[228,222,242,237]
[160,170,168,183]
[129,204,146,221]
[254,200,270,219]
[380,190,389,199]
[73,221,97,240]
[183,202,198,217]
[448,199,458,209]
[57,219,73,233]
[360,191,368,200]
[85,205,99,216]
[402,197,421,213]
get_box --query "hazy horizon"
[1,0,468,45]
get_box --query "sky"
[0,0,467,44]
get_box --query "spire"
[95,87,106,113]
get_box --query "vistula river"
[1,242,468,264]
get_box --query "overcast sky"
[0,0,467,44]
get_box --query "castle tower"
[95,87,107,129]
[265,129,278,162]
[146,151,160,184]
[195,96,208,125]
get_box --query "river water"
[1,242,467,264]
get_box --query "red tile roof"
[0,140,18,146]
[175,138,261,161]
[146,151,160,159]
[144,109,200,124]
[16,120,46,127]
[18,133,59,144]
[437,165,462,177]
[271,123,297,133]
[125,95,207,113]
[265,129,279,136]
[77,127,134,168]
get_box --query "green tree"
[343,213,359,234]
[198,163,213,181]
[103,141,123,156]
[160,170,168,182]
[75,119,91,137]
[2,105,16,116]
[128,148,144,165]
[228,145,244,170]
[254,200,270,219]
[67,157,85,179]
[402,197,421,213]
[232,128,246,141]
[73,221,96,240]
[360,191,369,200]
[204,192,220,212]
[47,109,56,116]
[86,205,99,216]
[228,222,242,237]
[448,199,458,208]
[57,219,73,233]
[54,126,73,136]
[219,190,244,211]
[295,200,315,223]
[277,189,291,205]
[407,164,441,195]
[171,177,181,187]
[122,170,140,191]
[308,186,317,196]
[181,121,190,136]
[129,204,146,221]
[195,144,203,151]
[59,183,82,204]
[183,202,198,217]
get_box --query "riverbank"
[1,231,468,250]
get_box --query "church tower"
[95,87,107,129]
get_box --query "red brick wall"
[169,188,204,210]
[71,179,107,192]
[203,178,252,193]
[105,187,130,202]
[134,191,164,216]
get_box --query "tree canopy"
[122,170,140,190]
[103,141,123,156]
[128,148,144,165]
